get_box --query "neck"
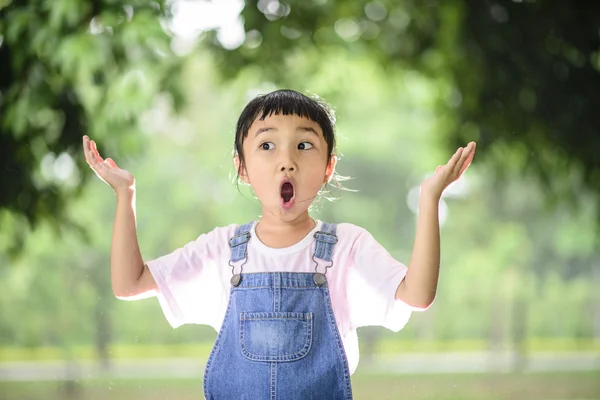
[255,211,316,248]
[258,210,314,232]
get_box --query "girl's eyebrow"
[255,126,319,137]
[298,127,319,136]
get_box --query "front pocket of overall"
[239,312,313,362]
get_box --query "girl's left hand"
[421,141,476,201]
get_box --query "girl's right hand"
[83,135,135,195]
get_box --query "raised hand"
[82,135,135,195]
[421,141,476,201]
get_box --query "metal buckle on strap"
[229,231,251,248]
[313,231,338,244]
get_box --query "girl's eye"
[298,142,313,150]
[260,142,275,150]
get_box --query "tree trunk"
[511,296,527,372]
[90,255,113,370]
[95,300,112,370]
[61,359,83,400]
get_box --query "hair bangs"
[237,90,335,144]
[254,90,335,127]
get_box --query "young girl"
[82,89,475,399]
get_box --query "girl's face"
[235,113,336,223]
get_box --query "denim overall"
[203,222,353,400]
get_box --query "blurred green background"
[1,1,599,399]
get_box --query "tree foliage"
[0,0,182,252]
[204,0,600,210]
[2,0,599,251]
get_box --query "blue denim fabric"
[229,222,254,263]
[203,222,353,399]
[313,222,338,262]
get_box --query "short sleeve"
[146,226,233,331]
[347,230,412,332]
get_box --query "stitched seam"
[270,362,277,400]
[322,287,353,398]
[203,288,235,398]
[240,313,313,361]
[241,312,311,320]
[236,286,320,290]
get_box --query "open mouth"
[280,181,295,205]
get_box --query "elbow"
[399,293,436,311]
[395,281,437,311]
[113,289,129,301]
[113,285,156,301]
[413,294,436,311]
[113,290,141,301]
[410,299,435,311]
[112,284,134,300]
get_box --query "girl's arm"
[395,195,440,309]
[83,136,157,299]
[111,189,158,300]
[395,142,476,309]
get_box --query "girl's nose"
[278,146,298,172]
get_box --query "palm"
[83,136,135,192]
[422,142,476,199]
[104,164,134,185]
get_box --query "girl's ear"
[324,154,337,183]
[234,155,250,184]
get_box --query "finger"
[458,143,476,176]
[83,135,90,158]
[83,137,97,167]
[452,144,471,174]
[454,142,476,177]
[105,158,117,168]
[446,147,464,169]
[83,138,108,177]
[90,140,100,162]
[90,141,104,164]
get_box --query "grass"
[2,338,598,362]
[1,372,599,400]
[0,343,215,362]
[351,371,600,400]
[376,338,600,354]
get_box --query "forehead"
[249,113,323,134]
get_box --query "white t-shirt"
[147,220,412,375]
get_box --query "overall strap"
[229,221,254,263]
[313,222,338,263]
